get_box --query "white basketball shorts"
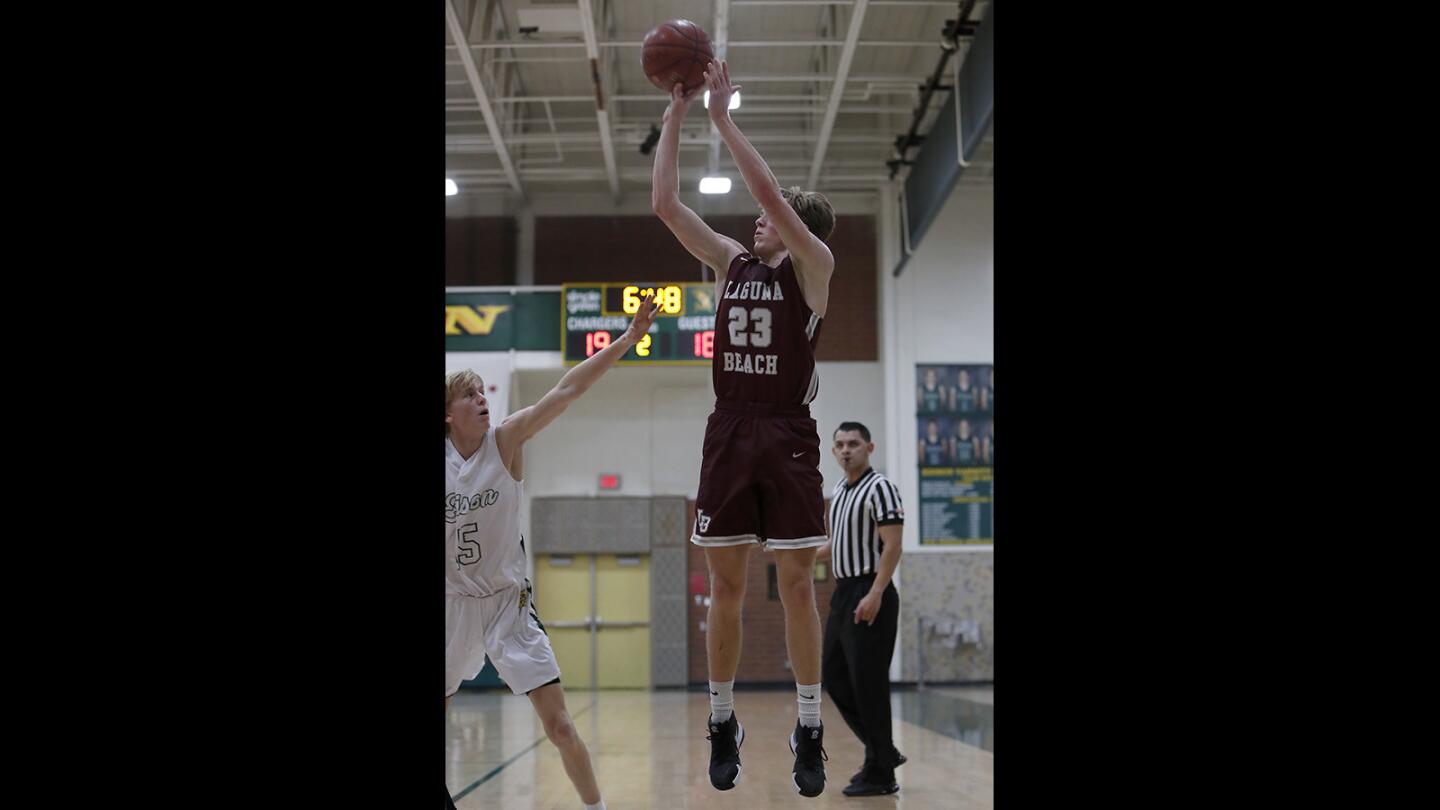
[445,580,561,697]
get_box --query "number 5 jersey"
[445,435,526,598]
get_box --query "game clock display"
[562,283,718,366]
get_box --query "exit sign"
[598,474,621,491]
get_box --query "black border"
[68,0,1287,804]
[114,6,442,805]
[997,0,1275,803]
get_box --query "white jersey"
[445,435,526,597]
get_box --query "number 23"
[727,307,772,347]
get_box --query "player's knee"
[545,714,579,748]
[710,571,747,604]
[778,572,814,606]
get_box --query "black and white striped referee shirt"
[828,468,904,579]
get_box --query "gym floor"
[447,685,994,808]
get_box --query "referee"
[817,421,906,797]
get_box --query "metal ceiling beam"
[464,0,483,40]
[451,158,905,173]
[493,95,593,103]
[482,0,527,145]
[709,0,731,177]
[448,132,898,146]
[447,39,959,49]
[575,0,619,197]
[448,105,922,118]
[607,91,928,102]
[488,56,588,64]
[732,1,957,5]
[445,0,523,196]
[446,41,586,49]
[808,0,869,188]
[731,73,924,82]
[452,168,897,182]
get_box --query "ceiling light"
[699,176,731,194]
[702,90,740,111]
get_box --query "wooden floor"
[447,687,993,809]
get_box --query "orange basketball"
[641,19,715,94]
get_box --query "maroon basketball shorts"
[690,401,828,550]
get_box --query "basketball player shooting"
[444,294,659,810]
[651,56,838,798]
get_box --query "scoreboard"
[562,282,717,366]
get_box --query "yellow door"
[596,554,650,689]
[534,555,593,689]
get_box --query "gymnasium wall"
[886,183,995,682]
[443,195,880,362]
[509,365,884,495]
[533,214,878,361]
[510,361,884,686]
[445,216,516,286]
[446,182,996,686]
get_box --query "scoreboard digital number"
[562,283,717,366]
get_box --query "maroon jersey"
[713,253,822,405]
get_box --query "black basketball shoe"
[788,721,828,797]
[842,765,900,797]
[850,749,907,784]
[706,712,745,790]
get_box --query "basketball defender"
[651,59,835,798]
[444,296,659,810]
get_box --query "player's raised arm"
[704,60,834,289]
[651,82,746,295]
[496,294,660,464]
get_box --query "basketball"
[641,19,715,94]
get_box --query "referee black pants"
[822,573,901,768]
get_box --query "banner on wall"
[445,290,561,352]
[916,364,993,545]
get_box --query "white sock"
[797,681,822,728]
[583,801,605,810]
[709,679,735,723]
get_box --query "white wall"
[499,360,881,586]
[511,362,884,501]
[810,363,889,490]
[512,365,709,499]
[883,182,995,555]
[879,180,995,681]
[445,178,994,680]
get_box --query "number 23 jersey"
[713,253,822,405]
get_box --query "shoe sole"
[843,784,900,797]
[792,773,824,798]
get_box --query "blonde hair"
[444,369,485,435]
[780,186,836,242]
